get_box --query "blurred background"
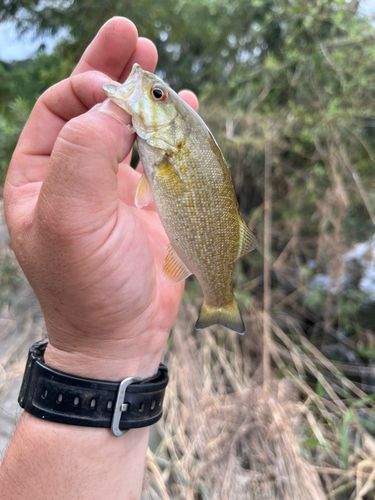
[1,0,375,498]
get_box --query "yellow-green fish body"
[103,64,257,333]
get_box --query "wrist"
[44,339,164,381]
[42,306,171,380]
[19,338,168,437]
[1,412,150,500]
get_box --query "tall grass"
[142,303,375,499]
[0,203,375,499]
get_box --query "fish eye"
[151,87,168,101]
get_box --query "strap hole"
[90,399,96,409]
[56,393,63,404]
[41,389,48,400]
[107,400,113,410]
[151,400,156,410]
[73,396,79,407]
[139,402,144,412]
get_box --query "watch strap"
[18,338,168,435]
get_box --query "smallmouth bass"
[103,64,257,333]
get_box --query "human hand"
[4,17,199,380]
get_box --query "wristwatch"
[18,338,169,437]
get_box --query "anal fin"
[237,220,258,260]
[135,173,154,209]
[161,244,192,285]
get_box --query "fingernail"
[93,99,133,128]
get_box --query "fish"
[103,63,257,334]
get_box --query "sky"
[1,1,375,62]
[361,0,375,15]
[0,21,65,62]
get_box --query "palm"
[67,163,186,345]
[4,18,196,359]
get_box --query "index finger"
[8,20,158,187]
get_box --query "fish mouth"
[103,63,144,113]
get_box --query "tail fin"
[196,298,245,334]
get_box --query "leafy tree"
[1,0,375,335]
[2,3,375,495]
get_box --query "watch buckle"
[111,376,141,437]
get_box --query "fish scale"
[152,140,235,302]
[103,63,258,333]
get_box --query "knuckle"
[58,117,103,153]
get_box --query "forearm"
[0,414,149,500]
[0,17,183,500]
[0,344,163,500]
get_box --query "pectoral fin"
[161,244,192,285]
[156,157,185,195]
[236,220,258,260]
[135,173,154,209]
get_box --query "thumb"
[36,101,134,238]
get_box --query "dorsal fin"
[134,173,154,209]
[236,220,258,260]
[161,244,192,285]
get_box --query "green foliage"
[1,0,375,353]
[304,284,326,311]
[304,283,369,335]
[315,380,325,398]
[0,252,22,303]
[234,290,254,310]
[0,96,29,183]
[0,50,73,182]
[302,438,320,448]
[340,409,353,470]
[182,276,202,304]
[2,5,375,497]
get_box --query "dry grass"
[143,307,325,500]
[142,305,375,499]
[1,199,375,499]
